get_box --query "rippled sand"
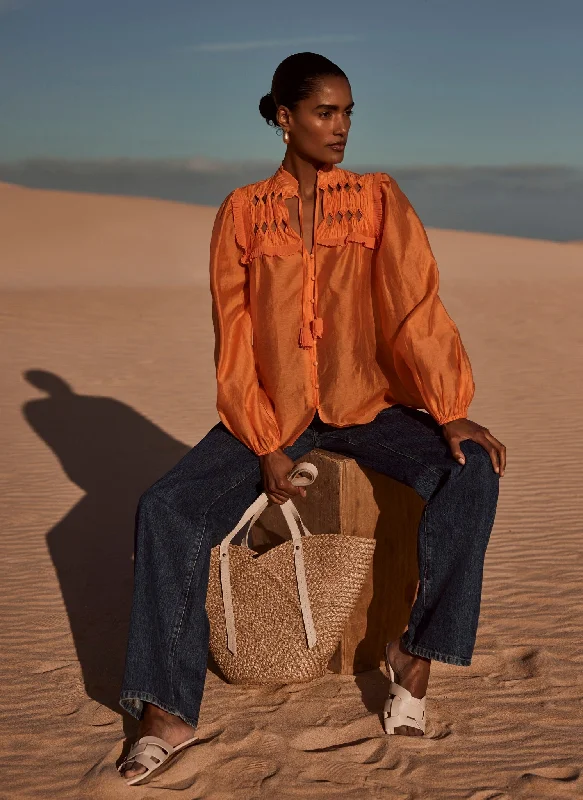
[1,182,582,799]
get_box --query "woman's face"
[278,75,354,165]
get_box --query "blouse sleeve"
[373,173,475,426]
[209,190,281,456]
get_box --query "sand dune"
[1,182,582,799]
[0,181,216,288]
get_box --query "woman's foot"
[384,638,431,736]
[120,703,197,780]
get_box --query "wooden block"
[249,448,425,674]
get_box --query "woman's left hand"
[442,418,506,476]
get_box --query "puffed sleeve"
[372,173,475,426]
[209,190,281,455]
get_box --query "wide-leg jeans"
[119,404,500,729]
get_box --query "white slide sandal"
[383,652,427,735]
[118,734,198,786]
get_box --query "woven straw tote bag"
[205,461,376,685]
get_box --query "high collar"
[273,161,336,197]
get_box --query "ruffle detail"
[373,172,390,242]
[317,172,377,245]
[234,182,299,265]
[233,167,386,261]
[231,188,249,256]
[244,240,303,264]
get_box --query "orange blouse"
[209,161,474,456]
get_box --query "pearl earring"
[283,130,290,144]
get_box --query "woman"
[117,52,505,785]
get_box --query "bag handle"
[240,501,314,548]
[219,462,318,656]
[240,482,314,548]
[219,462,317,551]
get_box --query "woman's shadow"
[23,369,193,735]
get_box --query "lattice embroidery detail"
[252,191,286,236]
[232,184,304,262]
[319,178,375,244]
[233,171,379,261]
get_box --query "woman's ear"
[277,107,291,130]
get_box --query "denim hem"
[119,690,199,730]
[400,635,471,667]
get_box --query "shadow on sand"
[23,369,202,736]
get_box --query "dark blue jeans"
[119,405,499,729]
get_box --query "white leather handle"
[219,461,318,655]
[220,462,317,551]
[240,501,314,548]
[241,469,315,548]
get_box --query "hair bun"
[259,53,347,134]
[258,92,278,127]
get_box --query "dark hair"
[258,52,348,132]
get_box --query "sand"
[1,180,582,799]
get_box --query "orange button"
[310,298,315,303]
[313,360,318,366]
[310,276,315,281]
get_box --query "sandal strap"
[388,681,426,710]
[384,697,426,730]
[136,735,174,753]
[385,709,426,733]
[124,751,161,770]
[118,735,173,773]
[384,683,427,734]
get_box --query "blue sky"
[1,0,581,167]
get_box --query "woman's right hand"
[259,449,307,505]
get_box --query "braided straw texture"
[206,533,376,685]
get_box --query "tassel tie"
[299,317,323,348]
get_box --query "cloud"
[184,34,365,53]
[1,157,581,242]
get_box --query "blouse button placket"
[309,252,320,403]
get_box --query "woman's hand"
[259,449,308,505]
[442,418,506,476]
